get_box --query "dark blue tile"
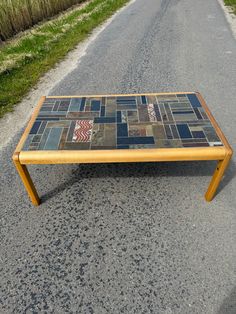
[141,96,147,104]
[154,104,162,121]
[117,96,136,103]
[187,94,202,108]
[171,125,179,138]
[193,108,203,120]
[177,124,192,139]
[192,131,205,139]
[53,101,60,112]
[116,111,122,123]
[117,123,128,137]
[117,137,155,145]
[30,121,41,134]
[36,117,59,121]
[91,100,101,111]
[101,106,105,117]
[117,145,129,149]
[173,111,194,114]
[37,121,47,135]
[80,97,86,111]
[164,125,173,139]
[94,117,116,123]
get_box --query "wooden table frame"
[12,92,233,206]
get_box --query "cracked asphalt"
[1,0,236,313]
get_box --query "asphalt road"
[1,0,236,313]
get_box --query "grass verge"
[0,0,129,118]
[224,0,236,14]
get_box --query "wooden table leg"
[205,150,233,202]
[13,153,40,206]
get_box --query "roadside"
[220,0,236,39]
[225,0,236,14]
[0,0,130,118]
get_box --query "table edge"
[14,96,46,154]
[195,92,232,154]
[18,146,226,164]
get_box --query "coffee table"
[13,92,233,206]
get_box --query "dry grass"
[0,0,86,41]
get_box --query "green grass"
[224,0,236,14]
[0,0,129,117]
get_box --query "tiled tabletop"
[22,93,223,151]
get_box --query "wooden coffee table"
[13,92,233,206]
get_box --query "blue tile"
[173,111,194,114]
[171,125,179,139]
[36,117,59,121]
[192,131,205,139]
[117,96,136,103]
[39,111,66,116]
[117,137,155,145]
[69,98,81,112]
[117,123,128,137]
[91,100,101,111]
[116,111,122,123]
[101,106,105,117]
[23,135,34,150]
[177,124,192,139]
[30,121,41,134]
[44,128,62,150]
[164,125,173,139]
[117,145,129,149]
[53,101,60,111]
[141,96,147,104]
[80,97,86,111]
[38,128,50,150]
[154,104,162,121]
[187,94,202,108]
[94,117,116,123]
[193,108,203,120]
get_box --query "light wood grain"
[19,147,226,164]
[13,153,40,206]
[205,151,232,201]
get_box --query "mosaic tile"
[22,93,223,151]
[30,121,41,134]
[72,120,93,143]
[68,98,81,112]
[147,104,157,122]
[44,127,62,150]
[127,110,139,122]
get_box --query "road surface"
[1,0,236,313]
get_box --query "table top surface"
[21,92,223,152]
